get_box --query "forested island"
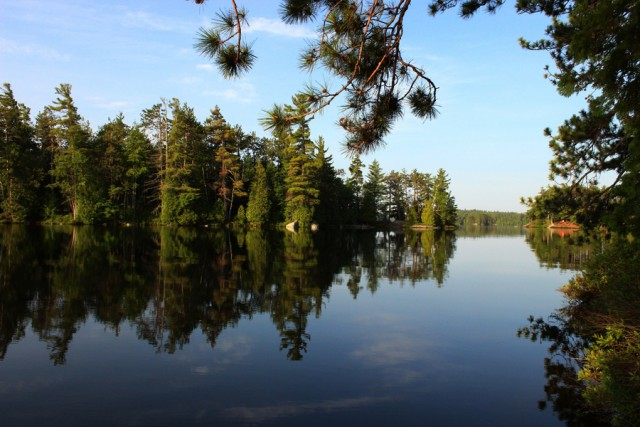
[457,210,526,228]
[0,83,457,229]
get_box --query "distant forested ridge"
[0,83,456,228]
[457,210,526,227]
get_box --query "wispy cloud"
[180,76,203,85]
[120,10,192,33]
[213,335,252,365]
[96,100,133,109]
[204,80,259,104]
[196,63,216,72]
[348,313,451,387]
[224,396,393,424]
[247,17,316,39]
[0,37,70,61]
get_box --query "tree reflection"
[519,231,628,425]
[0,226,456,363]
[524,228,602,271]
[518,313,610,426]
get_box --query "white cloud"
[120,10,191,33]
[196,63,216,72]
[215,335,251,363]
[96,101,132,109]
[0,37,70,61]
[247,17,316,39]
[204,81,259,105]
[224,396,393,424]
[180,76,203,85]
[191,366,210,375]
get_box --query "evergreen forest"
[457,210,526,228]
[0,83,457,229]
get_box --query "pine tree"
[162,99,206,225]
[196,1,439,153]
[314,136,347,224]
[93,114,129,221]
[268,94,320,226]
[34,108,61,220]
[140,99,171,217]
[347,156,364,222]
[246,160,271,226]
[0,83,41,222]
[421,200,436,227]
[385,170,407,221]
[123,126,155,221]
[49,84,92,223]
[432,168,456,228]
[235,204,246,224]
[215,126,246,222]
[361,159,385,224]
[205,107,247,222]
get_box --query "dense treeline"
[520,185,607,229]
[457,210,526,227]
[0,83,456,228]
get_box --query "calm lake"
[0,226,596,426]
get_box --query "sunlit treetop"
[193,0,439,155]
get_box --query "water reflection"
[519,229,614,426]
[0,226,456,363]
[524,228,602,271]
[517,313,610,426]
[456,225,525,238]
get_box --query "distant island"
[457,210,526,228]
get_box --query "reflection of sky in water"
[0,232,570,426]
[223,396,394,423]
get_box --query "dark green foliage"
[519,239,640,425]
[360,159,386,224]
[314,137,352,225]
[384,170,407,221]
[405,206,418,226]
[421,202,435,227]
[161,100,208,225]
[48,84,94,223]
[207,107,248,222]
[92,114,129,223]
[235,204,246,224]
[122,126,156,222]
[194,7,255,78]
[0,82,457,228]
[432,168,457,228]
[0,84,41,222]
[346,156,364,222]
[140,100,171,217]
[246,161,271,226]
[521,185,607,228]
[271,94,320,226]
[458,210,526,227]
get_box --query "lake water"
[0,226,595,426]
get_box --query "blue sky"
[0,0,587,212]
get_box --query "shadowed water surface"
[0,226,595,426]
